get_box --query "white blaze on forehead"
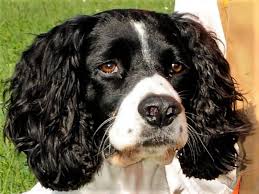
[132,21,151,63]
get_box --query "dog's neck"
[25,158,237,194]
[82,159,170,194]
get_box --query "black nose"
[138,95,182,127]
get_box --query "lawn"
[0,0,174,193]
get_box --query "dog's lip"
[104,142,183,166]
[109,140,181,154]
[139,140,175,147]
[107,145,178,167]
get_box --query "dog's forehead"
[92,20,144,41]
[91,10,171,43]
[88,12,175,66]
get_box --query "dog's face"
[85,14,191,165]
[4,9,250,191]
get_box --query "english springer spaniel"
[4,9,250,194]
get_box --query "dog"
[3,9,250,194]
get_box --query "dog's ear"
[4,16,100,190]
[171,13,251,179]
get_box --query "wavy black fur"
[3,10,251,191]
[3,16,102,190]
[171,14,251,179]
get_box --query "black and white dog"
[4,9,250,194]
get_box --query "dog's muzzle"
[107,74,188,167]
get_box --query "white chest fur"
[25,160,169,194]
[24,157,235,194]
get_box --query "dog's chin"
[107,144,180,167]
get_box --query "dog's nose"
[138,95,182,127]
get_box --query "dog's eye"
[171,63,183,74]
[99,62,118,74]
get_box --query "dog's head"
[4,9,250,191]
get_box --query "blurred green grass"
[0,0,173,193]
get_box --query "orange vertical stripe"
[232,177,241,194]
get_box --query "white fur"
[132,21,152,63]
[165,156,236,194]
[108,73,188,151]
[24,156,236,194]
[24,160,170,194]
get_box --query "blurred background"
[218,1,259,193]
[0,0,258,194]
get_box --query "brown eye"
[99,62,118,74]
[171,63,183,73]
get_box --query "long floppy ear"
[4,16,100,190]
[172,14,251,179]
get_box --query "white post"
[174,0,226,56]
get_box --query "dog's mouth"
[107,145,178,167]
[105,134,182,167]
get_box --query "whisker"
[98,124,112,155]
[101,137,111,159]
[93,122,113,158]
[95,136,109,157]
[178,90,191,99]
[92,116,116,139]
[186,117,208,137]
[177,90,191,95]
[187,125,214,162]
[185,112,198,117]
[187,124,207,156]
[92,116,116,148]
[108,143,114,157]
[186,130,198,163]
[187,140,196,162]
